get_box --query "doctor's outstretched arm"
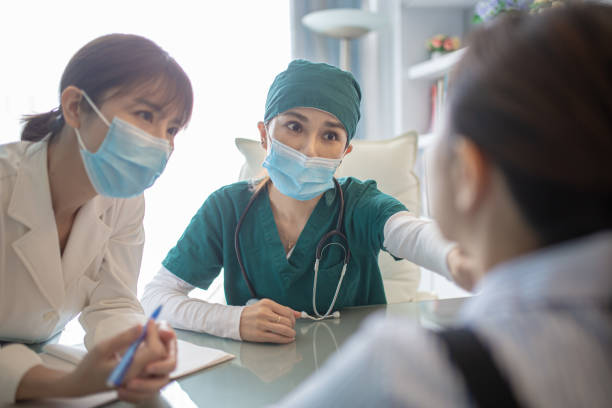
[382,211,479,291]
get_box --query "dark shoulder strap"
[435,327,526,408]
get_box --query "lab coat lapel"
[61,195,112,284]
[7,141,65,310]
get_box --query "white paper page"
[172,339,234,379]
[2,340,233,407]
[42,340,234,379]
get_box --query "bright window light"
[0,1,291,297]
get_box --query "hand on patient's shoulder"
[239,298,300,344]
[446,247,483,292]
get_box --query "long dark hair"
[21,33,193,141]
[448,3,612,245]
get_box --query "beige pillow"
[235,132,422,303]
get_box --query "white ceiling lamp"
[302,8,386,71]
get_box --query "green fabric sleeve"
[162,192,225,289]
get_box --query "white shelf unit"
[407,48,467,80]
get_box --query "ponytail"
[21,108,63,142]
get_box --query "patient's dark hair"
[448,3,612,246]
[21,33,193,142]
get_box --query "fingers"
[258,300,297,337]
[240,300,299,343]
[267,324,296,340]
[94,325,142,358]
[251,312,296,340]
[265,300,298,326]
[123,375,171,394]
[145,337,177,376]
[255,331,297,344]
[145,320,166,353]
[124,321,168,381]
[157,321,176,343]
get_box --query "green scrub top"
[163,177,407,314]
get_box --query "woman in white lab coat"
[0,33,193,403]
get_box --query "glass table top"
[103,296,469,408]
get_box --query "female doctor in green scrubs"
[142,60,467,344]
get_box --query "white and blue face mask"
[74,91,172,198]
[262,136,343,201]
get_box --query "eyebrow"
[282,111,309,122]
[134,98,162,112]
[282,110,344,129]
[323,121,345,130]
[134,98,182,126]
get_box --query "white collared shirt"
[273,232,612,408]
[0,139,146,403]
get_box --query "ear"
[257,121,267,150]
[61,86,84,129]
[452,137,490,214]
[344,144,353,156]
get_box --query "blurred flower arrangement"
[529,0,573,14]
[473,0,532,23]
[473,0,575,22]
[426,34,461,57]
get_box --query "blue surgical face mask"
[74,91,172,198]
[262,135,343,201]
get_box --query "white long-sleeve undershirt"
[141,269,244,340]
[140,211,456,340]
[383,211,455,281]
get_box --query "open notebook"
[5,340,233,408]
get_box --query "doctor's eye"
[167,126,180,136]
[135,110,154,122]
[322,131,339,142]
[286,121,302,133]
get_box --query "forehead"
[278,107,343,126]
[102,76,190,125]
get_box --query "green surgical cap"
[264,59,362,141]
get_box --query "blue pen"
[106,305,163,388]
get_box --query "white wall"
[0,1,291,300]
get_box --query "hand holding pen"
[55,306,177,404]
[107,305,164,387]
[110,306,178,402]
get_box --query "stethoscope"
[234,178,350,320]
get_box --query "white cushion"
[234,132,422,303]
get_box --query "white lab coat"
[0,138,146,403]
